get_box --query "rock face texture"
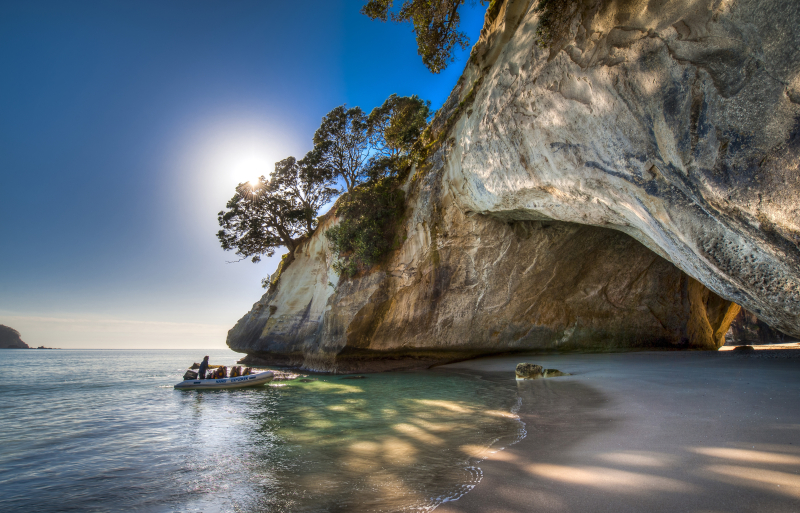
[0,325,29,349]
[726,309,799,345]
[228,0,798,370]
[450,0,800,336]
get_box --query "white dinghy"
[174,371,274,390]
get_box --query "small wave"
[428,396,528,511]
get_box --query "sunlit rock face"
[450,0,800,336]
[228,0,800,369]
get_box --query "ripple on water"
[0,350,523,512]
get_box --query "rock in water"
[544,369,570,378]
[515,363,544,379]
[183,370,198,380]
[0,325,29,349]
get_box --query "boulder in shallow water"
[544,369,570,378]
[183,370,198,380]
[733,345,756,352]
[515,363,544,379]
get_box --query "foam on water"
[0,350,523,512]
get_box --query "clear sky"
[0,0,487,349]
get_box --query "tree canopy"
[217,94,430,272]
[361,0,489,73]
[367,94,431,161]
[312,105,370,194]
[217,152,336,263]
[271,154,338,233]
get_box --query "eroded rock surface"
[448,0,800,336]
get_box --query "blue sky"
[0,0,487,348]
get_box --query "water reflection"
[180,371,522,512]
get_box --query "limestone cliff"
[228,0,799,371]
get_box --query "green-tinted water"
[0,350,523,512]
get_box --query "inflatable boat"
[174,371,274,390]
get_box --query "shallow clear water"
[0,350,522,512]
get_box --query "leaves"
[217,178,302,263]
[313,105,370,194]
[325,176,406,277]
[361,0,488,73]
[217,152,336,263]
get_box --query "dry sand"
[438,345,800,512]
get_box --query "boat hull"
[174,371,274,390]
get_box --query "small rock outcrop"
[515,363,543,379]
[0,325,29,349]
[515,363,570,379]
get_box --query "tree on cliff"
[361,0,491,73]
[366,94,431,178]
[271,154,338,233]
[312,105,371,194]
[217,152,335,262]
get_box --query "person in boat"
[198,356,209,379]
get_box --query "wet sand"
[439,346,800,512]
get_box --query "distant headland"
[0,325,30,349]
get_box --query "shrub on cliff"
[325,176,406,277]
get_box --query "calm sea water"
[0,350,523,512]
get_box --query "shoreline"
[438,348,800,512]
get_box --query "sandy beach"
[439,345,800,513]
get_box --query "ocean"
[0,349,523,512]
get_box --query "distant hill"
[0,325,29,349]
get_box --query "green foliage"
[219,92,428,286]
[361,0,490,73]
[412,74,485,167]
[218,178,301,263]
[313,105,370,193]
[272,153,338,233]
[262,252,293,290]
[217,151,335,263]
[325,176,406,277]
[366,94,431,180]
